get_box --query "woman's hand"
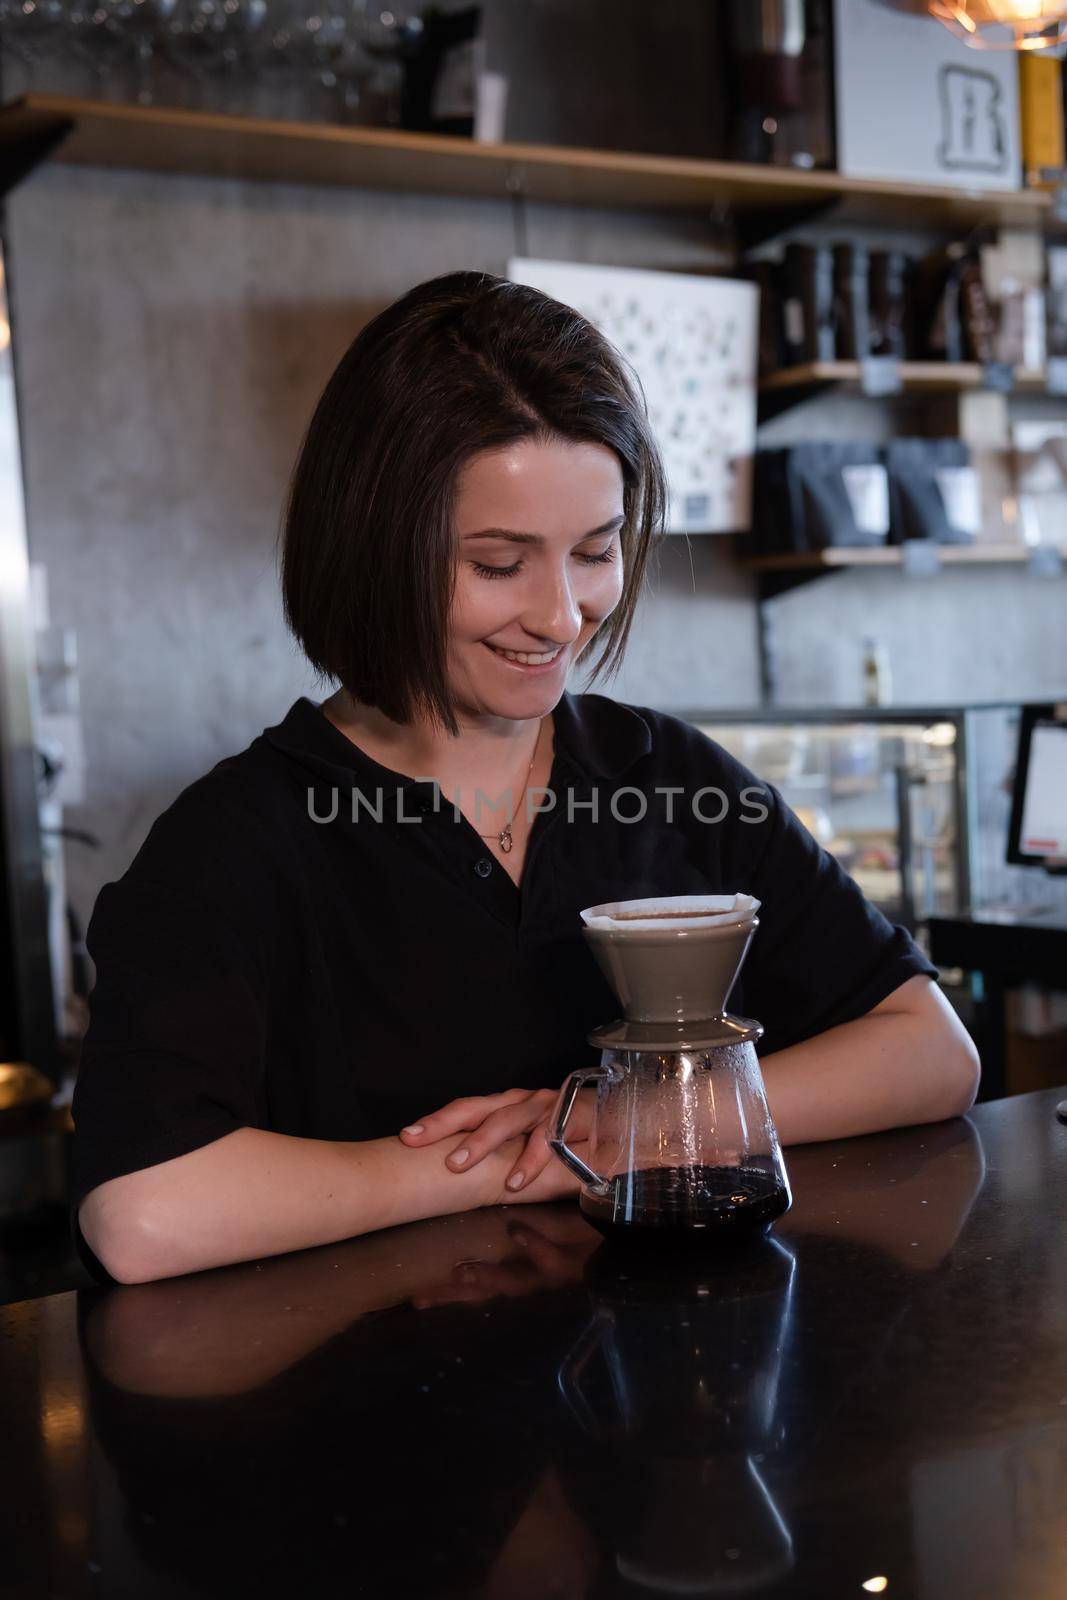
[398,1084,595,1195]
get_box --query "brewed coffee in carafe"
[548,895,791,1247]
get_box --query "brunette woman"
[72,271,978,1285]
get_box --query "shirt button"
[474,857,493,878]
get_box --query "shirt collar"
[261,687,652,788]
[551,688,652,779]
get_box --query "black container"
[885,438,977,546]
[399,5,481,136]
[782,241,835,364]
[724,0,835,169]
[753,259,786,375]
[870,249,912,360]
[914,243,967,363]
[833,242,871,360]
[753,442,890,554]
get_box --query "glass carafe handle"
[547,1063,615,1196]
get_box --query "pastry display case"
[682,704,1067,934]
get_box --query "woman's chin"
[455,643,571,708]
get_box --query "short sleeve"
[70,876,266,1284]
[711,759,940,1056]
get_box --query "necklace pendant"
[499,824,513,853]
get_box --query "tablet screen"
[1018,720,1067,860]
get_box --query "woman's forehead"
[455,439,625,529]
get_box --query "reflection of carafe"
[557,1239,797,1594]
[549,897,791,1246]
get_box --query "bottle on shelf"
[869,250,912,360]
[724,0,835,169]
[832,242,871,361]
[782,241,835,365]
[862,637,893,708]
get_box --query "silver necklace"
[474,718,544,855]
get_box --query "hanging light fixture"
[872,0,1067,49]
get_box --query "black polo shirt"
[69,689,938,1284]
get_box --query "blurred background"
[2,0,1067,1299]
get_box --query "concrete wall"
[4,163,761,930]
[5,164,1066,934]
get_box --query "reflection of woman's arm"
[86,1207,596,1401]
[84,1207,553,1396]
[782,1116,985,1270]
[80,1123,585,1285]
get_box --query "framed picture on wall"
[833,0,1021,191]
[506,257,758,533]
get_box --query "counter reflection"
[73,1115,997,1597]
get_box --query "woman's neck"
[320,689,552,792]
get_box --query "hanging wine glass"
[164,0,267,113]
[65,2,133,101]
[238,2,303,120]
[0,0,65,97]
[211,0,268,114]
[344,0,419,127]
[304,3,356,122]
[117,0,180,105]
[350,0,423,127]
[265,2,356,124]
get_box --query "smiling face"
[447,436,626,722]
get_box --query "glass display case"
[681,704,1067,934]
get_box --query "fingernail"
[451,1148,470,1166]
[506,1171,525,1190]
[402,1124,424,1136]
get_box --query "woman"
[71,270,979,1286]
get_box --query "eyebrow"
[462,514,625,545]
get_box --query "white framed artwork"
[506,257,759,533]
[833,0,1021,191]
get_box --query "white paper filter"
[580,893,760,931]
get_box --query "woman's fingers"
[440,1090,558,1171]
[397,1079,596,1188]
[398,1088,535,1146]
[502,1122,555,1191]
[504,1146,588,1204]
[503,1089,596,1193]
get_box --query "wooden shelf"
[760,360,1050,397]
[0,93,1056,226]
[744,540,1067,598]
[746,543,1059,573]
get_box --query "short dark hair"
[279,269,668,735]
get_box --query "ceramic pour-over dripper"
[580,893,763,1052]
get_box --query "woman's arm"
[395,978,980,1189]
[79,1122,584,1286]
[760,974,980,1147]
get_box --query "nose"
[521,558,584,647]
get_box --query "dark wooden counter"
[3,1087,1067,1598]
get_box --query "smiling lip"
[484,642,567,674]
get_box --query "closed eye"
[472,547,618,581]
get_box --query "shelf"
[745,542,1065,597]
[758,360,1052,420]
[0,93,1057,227]
[747,543,1050,571]
[761,360,1049,395]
